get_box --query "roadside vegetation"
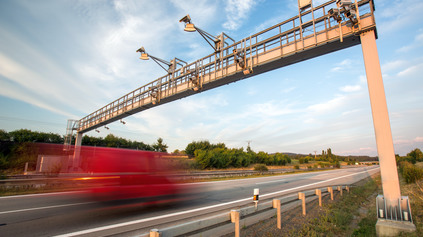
[1,129,376,176]
[287,150,423,236]
[182,141,368,170]
[293,175,381,236]
[0,129,167,175]
[350,162,423,236]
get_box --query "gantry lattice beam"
[76,0,376,134]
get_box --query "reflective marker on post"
[254,188,259,209]
[253,188,259,201]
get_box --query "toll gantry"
[64,1,417,232]
[66,0,376,137]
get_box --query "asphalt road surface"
[0,166,379,236]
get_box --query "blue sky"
[0,0,422,156]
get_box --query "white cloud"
[394,139,411,145]
[0,0,420,157]
[340,85,361,93]
[304,118,316,124]
[170,0,217,27]
[282,86,296,93]
[251,101,294,117]
[382,60,407,73]
[223,0,258,30]
[0,52,87,117]
[330,59,354,72]
[359,75,367,84]
[307,95,347,113]
[396,31,423,53]
[378,0,423,34]
[342,109,360,116]
[0,78,75,118]
[397,63,423,77]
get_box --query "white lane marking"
[255,167,374,185]
[260,167,379,198]
[54,167,379,237]
[0,202,94,215]
[182,166,371,186]
[256,179,289,185]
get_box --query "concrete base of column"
[376,219,416,236]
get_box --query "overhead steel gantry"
[70,0,375,135]
[65,1,417,232]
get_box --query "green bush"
[294,165,300,169]
[400,161,423,183]
[191,144,291,170]
[254,164,268,172]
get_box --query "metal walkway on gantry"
[72,0,376,135]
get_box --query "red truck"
[36,143,186,203]
[78,146,183,203]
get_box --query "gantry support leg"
[360,29,400,208]
[360,29,415,235]
[72,132,83,172]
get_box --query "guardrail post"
[150,229,160,237]
[338,186,343,196]
[315,189,322,207]
[328,187,334,200]
[273,199,281,229]
[298,192,306,216]
[231,210,240,237]
[24,162,28,175]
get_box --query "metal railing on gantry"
[75,0,376,134]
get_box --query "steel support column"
[360,30,400,205]
[72,132,83,171]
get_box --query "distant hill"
[277,152,378,162]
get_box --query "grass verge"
[352,175,423,236]
[292,172,423,237]
[294,173,423,236]
[291,175,381,236]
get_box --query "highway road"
[0,166,379,236]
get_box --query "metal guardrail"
[141,185,351,237]
[0,170,289,190]
[0,177,91,191]
[0,167,345,190]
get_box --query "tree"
[406,148,423,164]
[153,138,168,152]
[7,129,64,143]
[185,141,226,156]
[0,129,10,141]
[131,141,154,151]
[104,134,119,147]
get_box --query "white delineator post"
[360,30,401,207]
[253,188,259,209]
